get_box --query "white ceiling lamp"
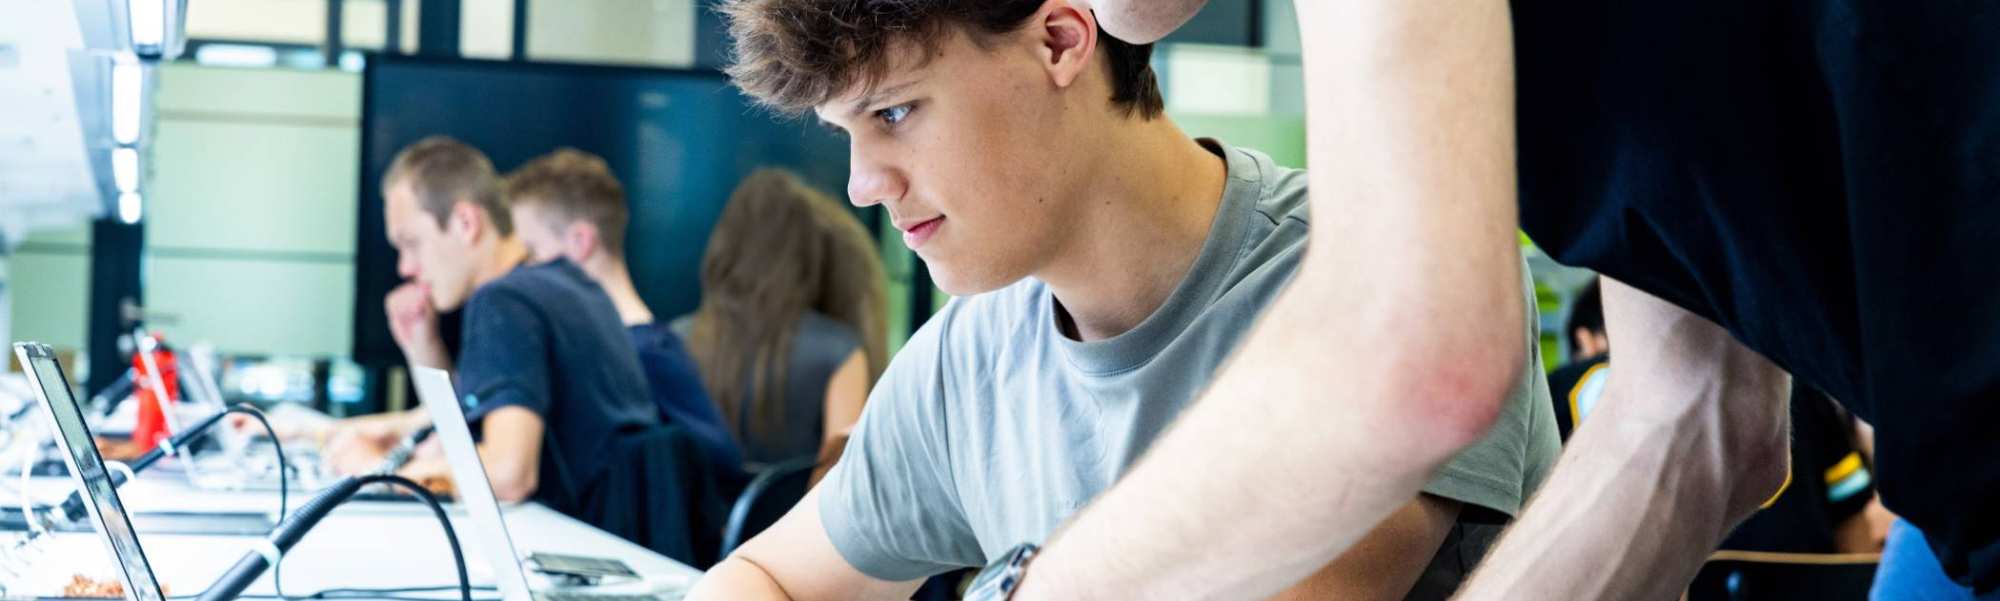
[127,0,165,50]
[118,191,143,224]
[124,0,188,60]
[112,147,140,193]
[111,56,144,145]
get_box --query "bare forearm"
[689,557,794,600]
[1012,0,1522,598]
[1457,280,1793,598]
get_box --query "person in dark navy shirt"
[502,148,742,472]
[323,137,659,514]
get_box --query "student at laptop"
[688,2,1559,599]
[326,137,660,511]
[502,147,743,472]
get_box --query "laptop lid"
[410,366,537,601]
[13,343,166,601]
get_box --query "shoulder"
[798,311,861,349]
[872,280,1046,400]
[627,322,685,354]
[1225,144,1311,231]
[471,261,572,308]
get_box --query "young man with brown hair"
[501,148,742,472]
[687,2,1558,599]
[325,137,661,515]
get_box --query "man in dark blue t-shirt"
[323,136,658,511]
[500,148,743,473]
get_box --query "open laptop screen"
[17,344,166,601]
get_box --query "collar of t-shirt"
[1054,139,1260,376]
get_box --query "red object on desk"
[130,335,180,450]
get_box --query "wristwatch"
[965,543,1039,601]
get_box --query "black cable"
[196,474,471,601]
[348,475,471,601]
[222,404,289,599]
[54,405,280,523]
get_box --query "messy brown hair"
[684,169,890,451]
[720,0,1165,119]
[503,148,631,257]
[383,135,510,234]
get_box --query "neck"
[583,257,655,326]
[1038,119,1229,342]
[469,236,531,288]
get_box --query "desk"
[4,473,701,599]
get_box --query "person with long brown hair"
[677,168,887,484]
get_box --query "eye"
[875,103,914,127]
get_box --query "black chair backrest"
[1685,551,1880,601]
[720,456,818,558]
[575,424,730,569]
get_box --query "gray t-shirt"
[821,141,1560,595]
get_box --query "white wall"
[461,0,697,66]
[143,64,361,357]
[185,0,419,53]
[184,0,694,63]
[4,223,92,355]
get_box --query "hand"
[1069,0,1208,44]
[410,437,446,464]
[397,456,457,499]
[322,419,402,476]
[226,413,326,443]
[385,283,448,368]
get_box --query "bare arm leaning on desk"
[1010,0,1529,598]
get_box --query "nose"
[397,252,419,280]
[846,150,907,208]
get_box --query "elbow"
[1381,310,1527,458]
[488,464,539,503]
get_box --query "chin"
[429,288,468,313]
[928,264,1021,297]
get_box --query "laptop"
[409,366,679,601]
[14,343,167,601]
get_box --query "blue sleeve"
[458,289,552,422]
[635,329,741,469]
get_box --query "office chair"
[720,455,818,558]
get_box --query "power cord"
[194,474,471,601]
[348,475,470,601]
[220,405,289,598]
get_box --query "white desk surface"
[3,473,701,599]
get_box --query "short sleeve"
[1425,263,1562,518]
[457,288,553,422]
[817,312,984,582]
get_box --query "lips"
[899,216,944,250]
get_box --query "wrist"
[966,543,1039,601]
[401,342,449,370]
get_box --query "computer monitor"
[14,342,167,601]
